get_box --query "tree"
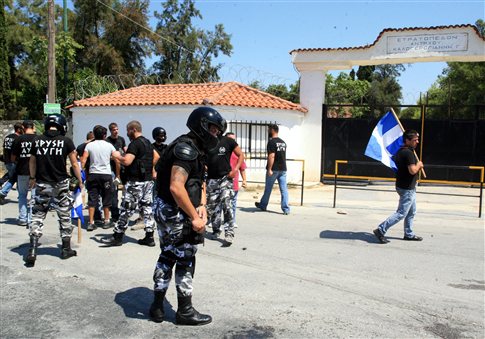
[151,0,232,83]
[0,0,11,119]
[421,20,485,119]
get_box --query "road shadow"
[114,287,176,323]
[239,207,282,215]
[91,232,140,247]
[10,241,61,266]
[204,232,231,247]
[319,230,400,243]
[2,217,19,225]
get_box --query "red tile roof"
[70,82,307,113]
[290,24,484,53]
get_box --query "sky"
[68,0,485,103]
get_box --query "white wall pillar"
[299,70,327,182]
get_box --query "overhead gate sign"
[387,33,469,54]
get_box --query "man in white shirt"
[81,125,120,231]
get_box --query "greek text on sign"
[387,33,468,54]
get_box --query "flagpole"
[390,108,426,178]
[78,218,82,243]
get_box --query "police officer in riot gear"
[26,114,83,266]
[152,127,168,157]
[150,106,226,326]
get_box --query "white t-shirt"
[85,140,116,175]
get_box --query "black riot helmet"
[44,113,68,136]
[152,127,167,143]
[186,107,227,151]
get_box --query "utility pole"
[47,0,56,103]
[63,0,68,104]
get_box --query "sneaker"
[403,235,423,241]
[373,228,389,244]
[18,220,28,226]
[0,194,6,205]
[102,220,114,229]
[210,230,221,240]
[255,202,266,211]
[224,233,234,245]
[283,211,289,215]
[87,223,97,232]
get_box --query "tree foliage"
[0,0,11,119]
[151,0,232,83]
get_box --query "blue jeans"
[0,163,16,197]
[17,175,33,223]
[378,187,417,237]
[259,170,290,214]
[231,190,239,223]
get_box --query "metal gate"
[321,104,485,182]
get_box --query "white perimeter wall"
[71,105,309,184]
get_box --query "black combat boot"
[149,290,166,323]
[107,232,124,246]
[138,231,155,247]
[25,236,39,266]
[175,296,212,326]
[60,238,77,259]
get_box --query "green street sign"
[43,103,61,115]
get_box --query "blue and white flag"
[71,162,85,224]
[71,186,84,225]
[364,111,403,171]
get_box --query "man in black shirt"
[106,122,127,221]
[26,114,83,266]
[108,121,159,246]
[149,106,226,326]
[152,127,168,157]
[373,129,424,244]
[206,133,244,245]
[255,124,290,215]
[11,121,36,226]
[0,122,24,204]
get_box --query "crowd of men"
[0,107,268,326]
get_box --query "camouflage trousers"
[152,197,197,297]
[114,181,154,233]
[206,177,235,236]
[30,179,73,239]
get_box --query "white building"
[69,81,307,184]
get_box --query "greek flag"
[71,186,84,225]
[71,164,85,224]
[364,111,403,171]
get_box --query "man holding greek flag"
[364,111,403,171]
[365,111,425,244]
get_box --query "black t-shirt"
[3,133,19,164]
[76,141,91,174]
[394,147,418,189]
[125,136,153,182]
[206,136,238,179]
[11,133,36,176]
[153,142,168,158]
[107,135,126,171]
[30,131,75,183]
[156,135,205,208]
[267,137,287,171]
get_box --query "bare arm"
[112,152,135,167]
[69,151,84,189]
[152,150,160,179]
[170,165,205,233]
[267,152,275,176]
[80,150,89,170]
[240,167,247,188]
[228,146,244,179]
[29,155,36,188]
[408,161,424,175]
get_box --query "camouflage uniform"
[30,179,73,238]
[114,181,154,234]
[152,197,198,296]
[206,177,235,237]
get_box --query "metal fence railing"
[326,160,484,218]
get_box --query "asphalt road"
[1,184,484,338]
